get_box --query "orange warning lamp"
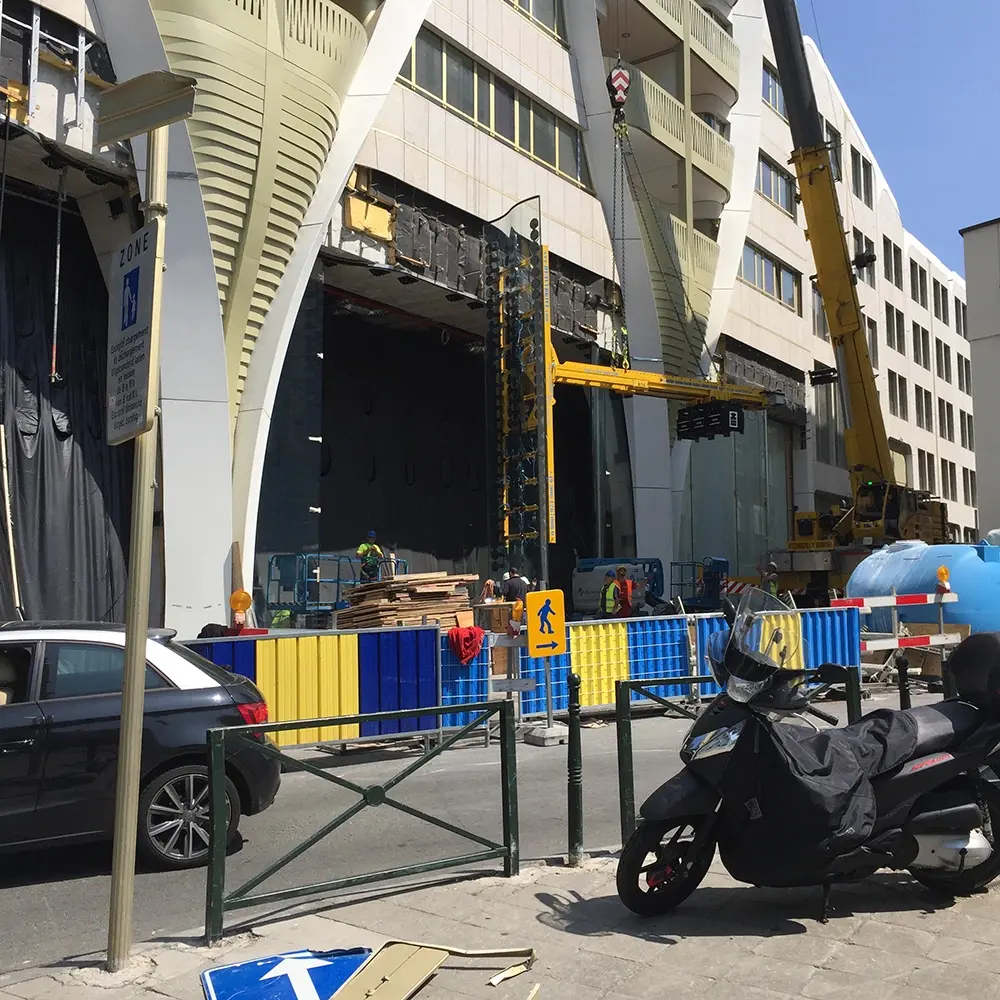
[936,565,951,594]
[229,589,252,613]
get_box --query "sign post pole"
[105,122,168,974]
[96,70,197,974]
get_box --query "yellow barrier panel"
[572,621,629,708]
[253,635,361,747]
[757,613,806,671]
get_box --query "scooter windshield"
[729,587,801,673]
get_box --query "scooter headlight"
[685,720,746,760]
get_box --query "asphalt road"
[0,692,909,974]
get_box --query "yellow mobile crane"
[761,0,950,599]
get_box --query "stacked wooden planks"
[336,572,478,629]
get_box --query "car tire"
[137,763,240,871]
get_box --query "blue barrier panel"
[358,628,439,737]
[519,634,573,717]
[800,607,862,668]
[187,641,257,681]
[626,617,690,700]
[694,615,727,695]
[440,636,490,729]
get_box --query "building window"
[398,29,590,187]
[739,242,801,312]
[911,322,930,370]
[918,449,936,494]
[963,467,978,507]
[882,237,903,289]
[504,0,564,37]
[815,378,846,467]
[852,229,875,286]
[938,398,955,442]
[931,279,951,325]
[813,284,829,340]
[888,371,908,420]
[756,154,797,217]
[867,316,878,369]
[914,385,933,432]
[762,61,786,117]
[940,459,958,502]
[958,355,972,395]
[823,118,842,181]
[909,260,929,308]
[850,147,873,207]
[956,297,966,337]
[960,410,975,450]
[698,112,731,139]
[935,339,952,383]
[886,304,906,355]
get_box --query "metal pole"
[499,700,520,877]
[615,680,636,842]
[543,659,554,730]
[567,672,583,866]
[844,665,862,725]
[49,168,66,382]
[896,652,911,711]
[106,124,169,973]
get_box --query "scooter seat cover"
[901,701,981,757]
[718,710,918,887]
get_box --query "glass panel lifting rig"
[484,201,774,588]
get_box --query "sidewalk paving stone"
[8,855,1000,1000]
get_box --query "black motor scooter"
[617,588,1000,918]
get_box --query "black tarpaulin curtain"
[0,190,131,621]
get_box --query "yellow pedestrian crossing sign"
[526,589,567,658]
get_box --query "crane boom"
[762,0,894,493]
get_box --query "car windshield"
[729,587,801,671]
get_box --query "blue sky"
[796,0,999,275]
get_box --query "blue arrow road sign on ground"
[202,948,372,1000]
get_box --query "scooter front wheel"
[616,817,716,917]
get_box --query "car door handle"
[0,739,34,754]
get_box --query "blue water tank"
[846,540,1000,633]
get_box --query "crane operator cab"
[853,480,948,545]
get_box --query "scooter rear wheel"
[617,817,716,917]
[909,778,1000,896]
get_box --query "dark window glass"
[558,122,577,179]
[518,97,531,151]
[476,66,491,126]
[534,107,556,166]
[415,30,443,98]
[494,78,515,141]
[399,46,413,81]
[446,46,475,116]
[40,642,169,700]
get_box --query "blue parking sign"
[202,948,371,1000]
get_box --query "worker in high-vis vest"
[357,529,385,585]
[598,570,620,619]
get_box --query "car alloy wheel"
[146,771,227,863]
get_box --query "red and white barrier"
[860,632,962,653]
[831,593,958,609]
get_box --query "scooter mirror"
[722,596,737,626]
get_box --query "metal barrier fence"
[204,701,519,943]
[613,670,864,843]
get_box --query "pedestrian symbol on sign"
[121,266,140,331]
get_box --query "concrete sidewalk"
[7,853,1000,1000]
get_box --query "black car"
[0,623,280,869]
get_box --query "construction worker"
[357,529,384,585]
[615,565,634,618]
[761,561,779,597]
[598,570,619,619]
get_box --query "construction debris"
[335,572,478,630]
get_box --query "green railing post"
[204,729,227,945]
[615,680,636,844]
[567,672,583,867]
[499,700,520,876]
[844,666,863,724]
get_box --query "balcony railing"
[634,0,740,92]
[669,214,720,291]
[611,60,735,194]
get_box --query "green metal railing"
[614,671,864,843]
[204,701,519,944]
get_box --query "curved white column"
[93,0,233,635]
[563,0,674,567]
[231,0,433,592]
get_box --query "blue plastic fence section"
[626,617,691,700]
[358,627,439,737]
[188,640,257,680]
[439,635,490,730]
[799,607,862,669]
[694,615,728,695]
[518,634,573,717]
